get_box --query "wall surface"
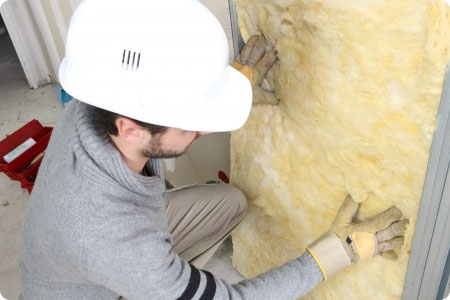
[25,0,71,80]
[230,0,450,299]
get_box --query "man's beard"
[140,135,186,159]
[140,132,201,159]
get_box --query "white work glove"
[306,195,408,281]
[231,35,279,105]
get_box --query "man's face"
[141,128,210,159]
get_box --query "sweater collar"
[74,100,165,196]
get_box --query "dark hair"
[89,105,168,136]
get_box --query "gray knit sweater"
[18,100,323,300]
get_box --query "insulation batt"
[229,0,450,299]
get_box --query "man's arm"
[83,203,322,300]
[83,193,406,300]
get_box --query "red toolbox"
[0,120,53,193]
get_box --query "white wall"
[26,0,236,186]
[25,0,73,80]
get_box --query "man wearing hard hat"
[16,0,407,299]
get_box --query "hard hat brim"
[194,65,253,132]
[155,65,253,132]
[60,61,253,132]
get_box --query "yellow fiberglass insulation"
[229,0,450,299]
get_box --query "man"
[19,0,407,299]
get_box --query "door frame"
[1,0,51,89]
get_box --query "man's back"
[19,100,113,298]
[19,100,168,299]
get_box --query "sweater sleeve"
[83,205,323,300]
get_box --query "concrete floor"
[0,31,242,299]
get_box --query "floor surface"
[0,31,242,300]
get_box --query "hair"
[89,105,168,136]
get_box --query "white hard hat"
[59,0,252,132]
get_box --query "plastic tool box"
[0,120,53,193]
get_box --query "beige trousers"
[165,182,248,269]
[117,183,247,299]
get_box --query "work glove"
[232,35,279,105]
[306,195,408,281]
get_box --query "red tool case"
[0,120,53,193]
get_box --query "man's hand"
[306,195,408,281]
[232,35,279,105]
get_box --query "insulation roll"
[230,0,450,299]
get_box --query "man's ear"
[115,117,148,144]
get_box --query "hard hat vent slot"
[122,49,141,71]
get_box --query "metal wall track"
[402,64,450,300]
[228,0,244,59]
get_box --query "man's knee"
[221,184,248,220]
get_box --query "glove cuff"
[231,60,254,84]
[306,232,352,281]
